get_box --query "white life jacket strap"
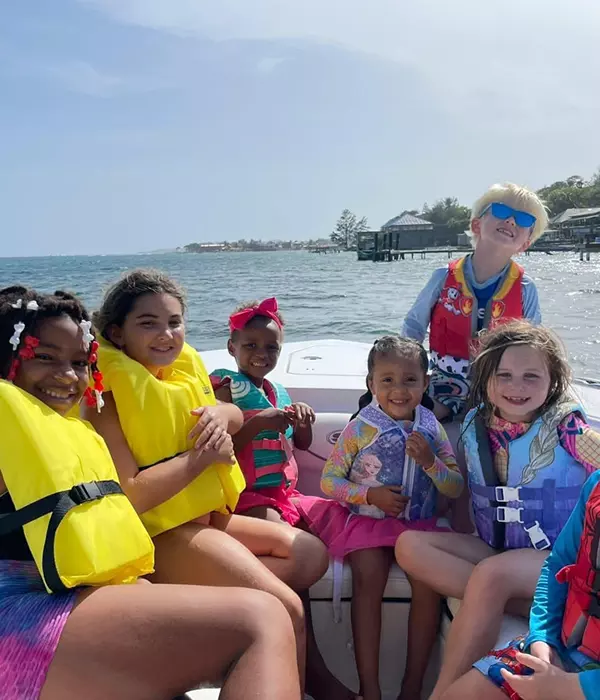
[332,558,345,624]
[331,511,355,623]
[401,406,420,520]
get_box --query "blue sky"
[1,0,600,256]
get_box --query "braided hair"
[0,286,103,406]
[351,335,433,420]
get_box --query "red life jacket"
[558,479,600,662]
[429,257,524,360]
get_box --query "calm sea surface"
[0,251,598,378]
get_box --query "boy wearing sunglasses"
[394,185,549,700]
[402,182,548,422]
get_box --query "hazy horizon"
[2,1,600,256]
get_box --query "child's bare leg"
[242,506,356,700]
[348,547,393,700]
[430,549,548,699]
[394,531,495,598]
[151,522,307,690]
[41,584,300,700]
[433,401,452,422]
[397,575,442,700]
[211,511,329,591]
[440,669,506,700]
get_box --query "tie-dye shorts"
[429,351,471,416]
[0,560,76,699]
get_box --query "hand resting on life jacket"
[284,402,315,452]
[405,432,435,469]
[188,403,243,451]
[254,407,296,434]
[186,432,236,475]
[366,486,410,518]
[284,402,316,427]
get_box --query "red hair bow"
[228,297,282,332]
[18,335,40,360]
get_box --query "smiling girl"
[395,321,600,699]
[0,285,301,700]
[299,336,463,700]
[88,270,330,695]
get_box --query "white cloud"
[46,61,123,97]
[256,56,287,74]
[77,0,600,122]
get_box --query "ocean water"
[0,250,598,378]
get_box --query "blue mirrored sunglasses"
[481,202,536,229]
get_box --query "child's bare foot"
[305,668,356,700]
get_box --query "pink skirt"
[297,496,450,559]
[235,484,314,527]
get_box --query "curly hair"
[0,285,94,379]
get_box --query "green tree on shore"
[330,209,368,249]
[421,197,471,235]
[537,172,600,216]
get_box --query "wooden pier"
[365,243,600,262]
[308,244,343,254]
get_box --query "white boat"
[187,339,600,700]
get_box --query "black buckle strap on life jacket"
[139,452,185,471]
[474,413,505,549]
[0,480,123,593]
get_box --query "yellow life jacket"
[0,381,155,594]
[98,341,245,537]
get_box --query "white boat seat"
[185,690,316,699]
[310,559,412,600]
[441,597,529,648]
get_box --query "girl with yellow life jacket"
[0,285,301,700]
[88,269,334,699]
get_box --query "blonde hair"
[471,182,548,245]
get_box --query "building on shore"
[548,208,600,244]
[183,242,228,253]
[182,239,308,253]
[357,212,458,260]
